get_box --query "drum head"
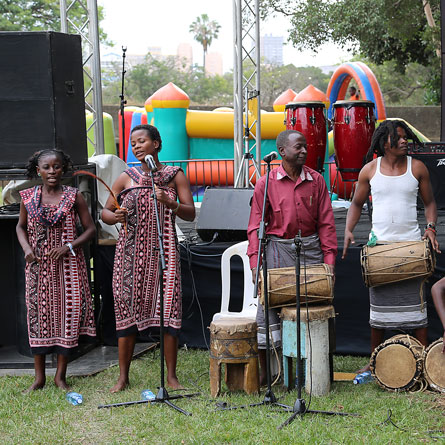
[424,339,445,392]
[285,101,325,109]
[333,100,375,108]
[372,342,420,390]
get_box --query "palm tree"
[189,14,221,73]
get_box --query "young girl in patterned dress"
[102,124,195,392]
[16,149,96,392]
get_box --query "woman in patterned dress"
[102,124,195,392]
[16,149,96,392]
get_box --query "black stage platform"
[177,207,445,355]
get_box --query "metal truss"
[60,0,104,155]
[233,0,261,187]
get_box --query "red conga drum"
[333,100,375,181]
[285,101,327,172]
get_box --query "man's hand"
[251,267,257,285]
[342,230,355,259]
[422,230,441,254]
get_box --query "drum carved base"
[209,318,259,398]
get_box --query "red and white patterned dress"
[19,186,96,355]
[112,166,182,337]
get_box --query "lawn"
[0,349,444,444]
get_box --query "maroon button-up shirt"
[247,164,337,269]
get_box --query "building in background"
[177,43,193,70]
[260,34,284,66]
[205,52,223,76]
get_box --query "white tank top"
[370,156,421,241]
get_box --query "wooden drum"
[370,334,424,392]
[260,264,334,309]
[209,318,259,397]
[423,339,445,393]
[361,240,435,288]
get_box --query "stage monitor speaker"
[0,32,87,168]
[196,188,254,242]
[410,153,445,209]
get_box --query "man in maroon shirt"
[247,129,337,384]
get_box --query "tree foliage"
[189,13,221,69]
[0,0,108,42]
[102,54,232,106]
[261,0,441,103]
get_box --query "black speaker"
[196,188,254,241]
[0,32,87,168]
[411,153,445,209]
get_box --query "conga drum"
[370,334,424,392]
[285,101,326,172]
[260,264,334,309]
[333,100,375,181]
[360,240,435,287]
[423,339,445,393]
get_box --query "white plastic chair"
[212,241,258,321]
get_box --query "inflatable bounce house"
[112,62,430,201]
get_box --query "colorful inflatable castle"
[116,62,430,200]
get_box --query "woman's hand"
[24,248,39,264]
[47,245,70,261]
[114,207,128,224]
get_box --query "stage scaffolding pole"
[60,0,105,155]
[233,0,261,188]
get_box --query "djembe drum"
[209,318,259,397]
[370,334,424,392]
[333,100,375,181]
[260,264,334,309]
[285,101,327,172]
[423,339,445,393]
[361,240,435,287]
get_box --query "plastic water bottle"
[353,371,373,384]
[141,389,156,401]
[66,392,83,405]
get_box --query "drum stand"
[98,168,199,415]
[218,159,293,413]
[278,234,358,429]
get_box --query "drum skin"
[285,102,326,172]
[423,339,445,393]
[333,100,375,181]
[370,334,424,392]
[361,240,434,288]
[260,263,334,309]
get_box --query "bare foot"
[22,380,45,394]
[110,378,129,393]
[356,363,371,373]
[167,376,184,390]
[54,378,70,391]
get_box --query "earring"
[37,173,41,177]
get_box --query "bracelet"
[172,201,180,213]
[425,227,437,234]
[426,222,436,230]
[66,243,76,257]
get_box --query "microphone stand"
[219,158,292,412]
[119,46,127,159]
[278,233,358,429]
[98,167,199,414]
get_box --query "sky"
[98,0,351,72]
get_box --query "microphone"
[263,151,278,163]
[144,154,158,172]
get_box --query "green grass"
[1,349,444,444]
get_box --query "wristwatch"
[66,242,76,256]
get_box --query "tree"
[261,0,441,103]
[102,54,232,106]
[189,14,221,72]
[0,0,108,42]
